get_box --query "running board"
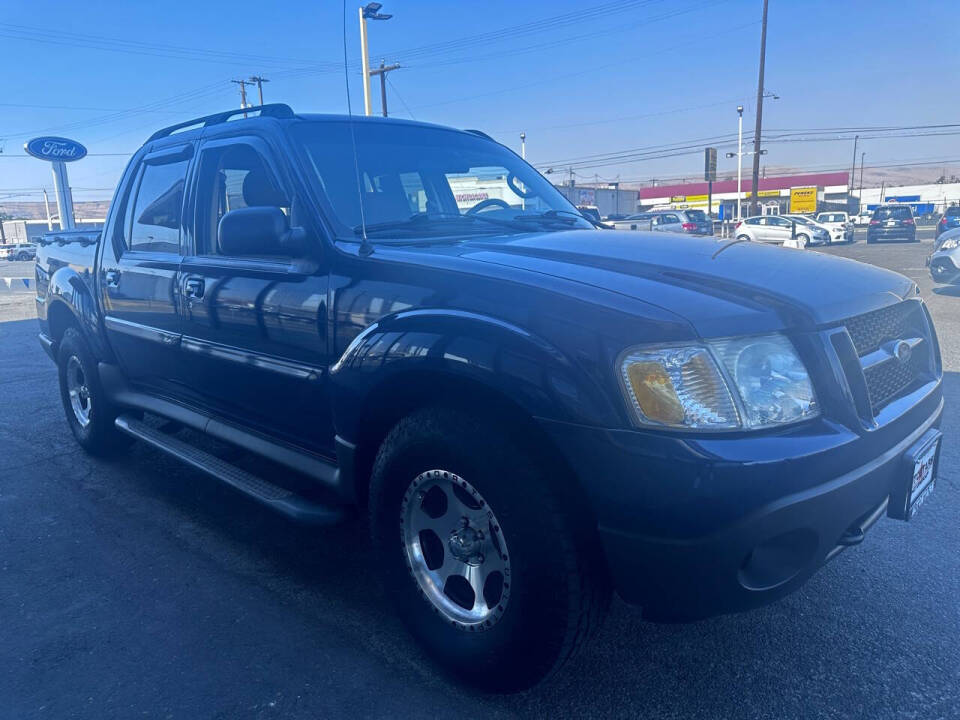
[114,414,345,525]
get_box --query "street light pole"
[359,3,393,117]
[520,132,526,161]
[858,152,866,214]
[849,134,859,207]
[736,105,744,222]
[358,8,373,116]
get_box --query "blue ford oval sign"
[24,136,87,162]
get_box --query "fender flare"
[44,265,113,362]
[329,308,622,444]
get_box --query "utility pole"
[232,79,250,117]
[368,60,400,116]
[858,152,865,214]
[249,75,269,105]
[520,132,526,161]
[749,0,769,216]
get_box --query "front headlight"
[940,238,959,250]
[618,334,818,431]
[709,335,818,428]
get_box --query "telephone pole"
[368,60,400,116]
[749,0,769,216]
[249,75,270,105]
[232,79,250,117]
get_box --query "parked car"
[612,209,710,235]
[930,227,960,283]
[0,242,38,261]
[936,205,960,239]
[782,215,835,246]
[611,212,654,231]
[576,205,612,229]
[867,204,917,243]
[851,210,874,227]
[35,105,944,691]
[815,211,854,242]
[734,215,827,247]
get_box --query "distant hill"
[0,200,110,221]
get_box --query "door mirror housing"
[218,206,306,256]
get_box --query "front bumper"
[538,380,942,621]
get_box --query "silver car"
[930,227,960,284]
[734,215,829,247]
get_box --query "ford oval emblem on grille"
[894,340,912,365]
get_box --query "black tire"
[736,234,750,242]
[797,233,810,247]
[369,407,609,692]
[57,327,131,457]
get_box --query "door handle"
[184,278,205,299]
[105,269,121,287]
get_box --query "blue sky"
[2,0,958,205]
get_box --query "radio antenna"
[343,0,372,256]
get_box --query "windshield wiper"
[353,212,519,236]
[510,209,591,226]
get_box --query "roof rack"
[146,103,295,142]
[464,129,494,141]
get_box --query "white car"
[850,211,873,227]
[733,215,826,248]
[783,215,844,245]
[815,212,854,243]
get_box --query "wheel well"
[350,371,594,525]
[47,300,79,347]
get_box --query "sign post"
[704,147,717,217]
[24,136,87,231]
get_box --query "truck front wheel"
[57,328,131,457]
[369,406,609,691]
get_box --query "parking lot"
[1,235,958,719]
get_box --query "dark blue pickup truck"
[36,104,943,691]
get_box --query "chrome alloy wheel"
[66,355,92,428]
[400,470,511,630]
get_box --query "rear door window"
[126,159,189,254]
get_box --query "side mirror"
[218,206,306,256]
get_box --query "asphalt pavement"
[0,235,958,719]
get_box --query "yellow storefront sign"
[789,186,818,213]
[757,189,780,197]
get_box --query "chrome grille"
[842,301,931,414]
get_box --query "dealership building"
[634,172,851,218]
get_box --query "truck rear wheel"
[57,328,131,457]
[369,406,609,692]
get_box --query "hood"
[451,231,916,338]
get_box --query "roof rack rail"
[146,103,295,142]
[464,129,494,141]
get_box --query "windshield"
[291,120,591,240]
[788,215,815,226]
[685,210,707,222]
[819,213,843,222]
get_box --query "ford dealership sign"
[24,136,87,162]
